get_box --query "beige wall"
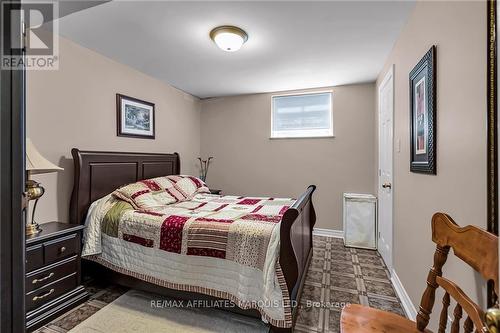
[200,84,375,230]
[376,0,487,325]
[27,37,201,223]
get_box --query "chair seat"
[340,304,433,333]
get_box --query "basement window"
[271,91,334,138]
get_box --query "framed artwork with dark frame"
[487,0,499,307]
[116,94,155,139]
[409,46,437,174]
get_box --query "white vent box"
[343,193,377,250]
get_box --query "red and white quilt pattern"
[103,180,295,270]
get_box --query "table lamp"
[25,138,63,236]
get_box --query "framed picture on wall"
[487,0,499,307]
[116,93,155,139]
[409,46,436,174]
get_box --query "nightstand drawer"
[44,234,78,265]
[26,245,44,272]
[25,222,88,332]
[26,273,77,312]
[26,257,78,293]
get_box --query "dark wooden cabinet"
[25,222,88,332]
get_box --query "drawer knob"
[59,246,66,253]
[32,288,54,302]
[32,272,54,284]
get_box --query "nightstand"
[25,222,89,332]
[209,188,222,195]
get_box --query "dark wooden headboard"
[69,148,180,225]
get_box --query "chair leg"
[416,244,450,330]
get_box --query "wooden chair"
[340,212,498,333]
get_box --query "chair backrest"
[416,213,498,332]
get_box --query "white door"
[378,65,394,272]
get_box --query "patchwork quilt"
[82,175,296,327]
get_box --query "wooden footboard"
[279,185,317,302]
[269,185,316,332]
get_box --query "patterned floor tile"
[364,279,398,298]
[330,245,351,253]
[309,257,326,272]
[325,309,342,333]
[329,260,355,275]
[329,288,360,305]
[329,274,358,291]
[47,304,101,331]
[330,238,344,245]
[329,251,353,261]
[357,254,384,266]
[301,282,323,301]
[359,265,390,279]
[296,301,323,329]
[355,248,379,256]
[368,296,405,316]
[314,236,331,243]
[313,247,327,258]
[313,240,328,249]
[306,269,325,284]
[34,235,405,333]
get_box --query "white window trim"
[270,90,335,139]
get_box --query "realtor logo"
[1,1,59,70]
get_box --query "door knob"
[486,307,500,333]
[382,182,392,189]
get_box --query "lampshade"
[26,138,63,175]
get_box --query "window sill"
[269,135,335,140]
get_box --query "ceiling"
[57,1,110,19]
[58,1,415,99]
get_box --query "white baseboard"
[391,269,417,320]
[313,228,343,239]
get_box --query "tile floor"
[34,235,404,333]
[294,236,404,333]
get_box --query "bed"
[70,149,316,333]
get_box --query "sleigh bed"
[70,149,316,333]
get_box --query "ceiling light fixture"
[209,25,248,52]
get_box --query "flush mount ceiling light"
[209,25,248,52]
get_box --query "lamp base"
[26,178,45,237]
[26,222,42,236]
[26,179,44,200]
